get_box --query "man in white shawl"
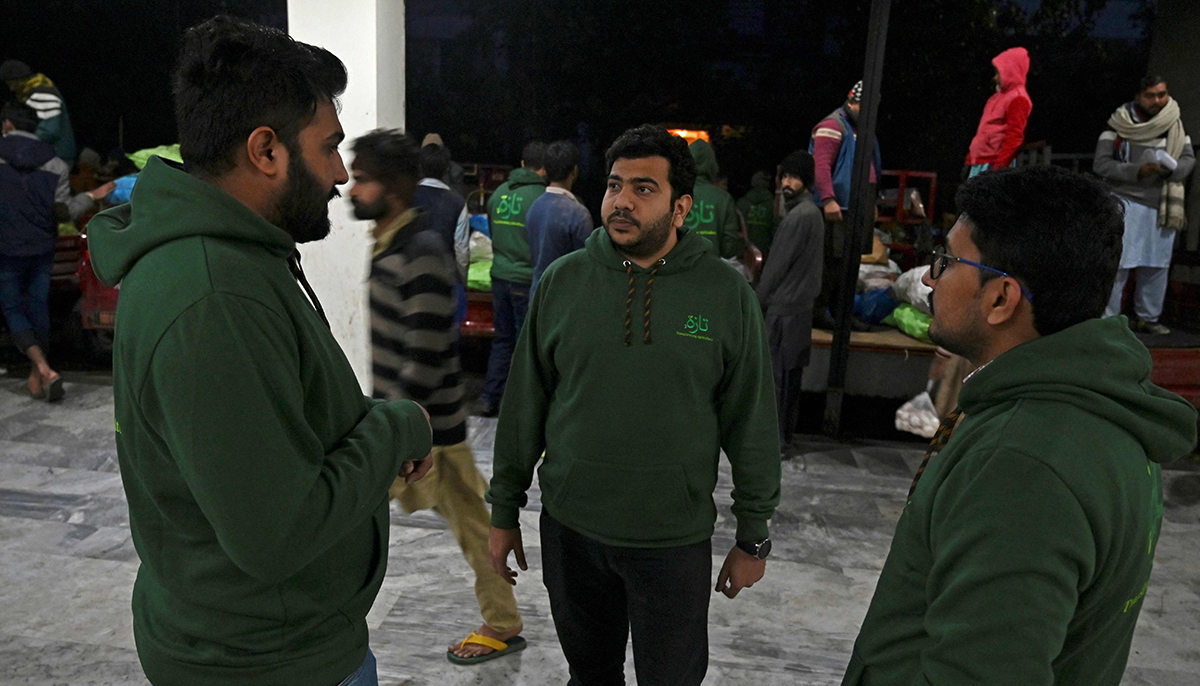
[1093,75,1194,334]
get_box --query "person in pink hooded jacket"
[965,47,1032,178]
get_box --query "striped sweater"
[370,211,467,446]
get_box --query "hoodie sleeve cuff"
[735,517,770,543]
[489,504,521,530]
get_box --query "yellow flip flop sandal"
[446,631,528,665]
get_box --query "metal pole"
[823,0,892,437]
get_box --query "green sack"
[128,144,183,169]
[468,259,493,292]
[883,303,933,343]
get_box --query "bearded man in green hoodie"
[86,17,433,686]
[487,124,781,685]
[842,165,1197,686]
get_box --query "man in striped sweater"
[349,129,525,666]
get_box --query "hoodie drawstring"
[288,251,331,330]
[623,259,664,347]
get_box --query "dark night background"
[3,0,1156,216]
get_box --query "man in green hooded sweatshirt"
[842,165,1197,686]
[487,124,781,684]
[479,141,548,416]
[85,17,433,686]
[737,170,778,255]
[686,138,745,261]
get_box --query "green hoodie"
[686,139,744,260]
[737,186,778,254]
[488,167,547,284]
[86,158,432,686]
[486,227,781,546]
[844,317,1197,686]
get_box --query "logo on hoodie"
[495,194,525,223]
[683,201,715,230]
[677,314,714,342]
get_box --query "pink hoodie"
[966,47,1032,168]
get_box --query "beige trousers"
[389,441,521,633]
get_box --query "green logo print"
[684,201,715,230]
[677,314,714,341]
[495,193,524,221]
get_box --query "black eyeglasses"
[929,246,1034,302]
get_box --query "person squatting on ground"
[0,59,76,162]
[809,80,882,329]
[526,139,593,295]
[1093,74,1195,334]
[478,140,548,417]
[0,100,112,402]
[86,16,434,686]
[842,165,1197,686]
[756,150,823,457]
[487,124,782,686]
[348,129,526,666]
[963,47,1032,178]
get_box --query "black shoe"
[477,397,500,417]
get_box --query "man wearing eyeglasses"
[841,165,1197,686]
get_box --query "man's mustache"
[607,210,640,227]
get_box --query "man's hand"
[1138,162,1169,179]
[88,181,117,202]
[823,198,843,222]
[400,456,433,484]
[715,545,766,599]
[489,526,527,586]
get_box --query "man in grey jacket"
[756,150,823,455]
[1093,75,1195,334]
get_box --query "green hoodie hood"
[960,316,1197,464]
[506,166,548,190]
[87,156,294,287]
[688,139,719,183]
[584,225,712,276]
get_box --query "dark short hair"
[1,100,37,133]
[779,150,815,190]
[544,140,580,184]
[604,124,696,203]
[955,165,1124,336]
[352,129,420,193]
[1138,74,1167,94]
[173,15,348,176]
[419,143,450,181]
[521,140,547,170]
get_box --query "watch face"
[758,538,772,559]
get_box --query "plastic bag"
[883,303,933,342]
[892,265,932,315]
[469,231,493,263]
[895,390,940,438]
[854,289,899,325]
[467,259,493,292]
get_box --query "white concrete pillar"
[287,0,406,391]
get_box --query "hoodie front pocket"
[549,459,700,543]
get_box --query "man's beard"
[781,186,801,202]
[276,152,339,244]
[351,196,389,221]
[605,208,674,259]
[926,294,988,364]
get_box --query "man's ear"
[246,126,286,177]
[672,194,694,228]
[985,277,1024,326]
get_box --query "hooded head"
[991,47,1029,93]
[688,139,719,184]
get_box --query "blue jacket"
[809,108,882,210]
[0,132,71,256]
[525,189,593,294]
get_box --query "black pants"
[540,510,712,686]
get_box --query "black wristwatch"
[736,538,772,560]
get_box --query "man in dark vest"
[809,81,882,328]
[415,142,469,281]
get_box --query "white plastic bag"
[895,390,940,439]
[892,265,933,315]
[468,231,493,263]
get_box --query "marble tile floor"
[0,372,1198,685]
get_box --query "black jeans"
[482,277,530,403]
[540,510,712,686]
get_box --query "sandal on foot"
[45,375,64,403]
[446,632,527,665]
